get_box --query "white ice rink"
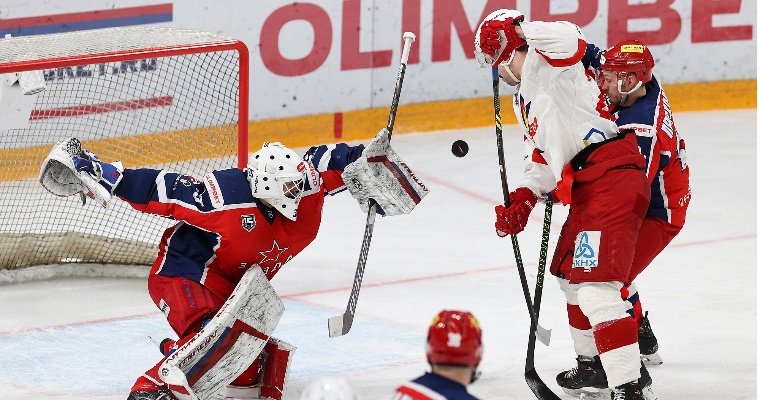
[0,109,756,399]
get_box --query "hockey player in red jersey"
[392,310,482,400]
[550,40,691,396]
[476,9,654,400]
[38,129,428,400]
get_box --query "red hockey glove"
[478,18,524,66]
[495,187,538,237]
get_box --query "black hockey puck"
[451,139,469,157]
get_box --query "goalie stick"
[490,67,551,346]
[328,32,416,338]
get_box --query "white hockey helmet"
[299,377,359,400]
[247,142,307,221]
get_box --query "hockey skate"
[128,362,178,400]
[556,355,608,397]
[127,390,177,400]
[638,312,662,365]
[610,363,657,400]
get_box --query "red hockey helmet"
[603,40,655,84]
[426,310,483,367]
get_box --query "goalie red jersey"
[113,143,364,303]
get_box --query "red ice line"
[0,234,753,335]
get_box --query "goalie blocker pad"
[342,128,429,216]
[159,267,285,400]
[38,138,115,208]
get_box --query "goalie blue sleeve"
[113,168,253,226]
[303,143,365,195]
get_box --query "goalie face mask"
[247,142,307,221]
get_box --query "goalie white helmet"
[299,377,358,400]
[247,142,307,221]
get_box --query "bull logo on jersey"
[241,214,256,232]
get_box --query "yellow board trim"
[2,79,755,182]
[248,79,756,150]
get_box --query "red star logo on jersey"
[259,240,289,267]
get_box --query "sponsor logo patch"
[159,298,170,317]
[241,214,256,232]
[621,44,645,53]
[204,173,223,208]
[573,231,600,271]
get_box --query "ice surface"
[0,109,756,399]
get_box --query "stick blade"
[525,368,563,400]
[328,313,353,338]
[536,324,552,346]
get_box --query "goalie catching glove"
[39,137,123,208]
[342,128,429,216]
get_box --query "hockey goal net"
[0,27,249,272]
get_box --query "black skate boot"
[638,312,663,365]
[127,389,177,400]
[610,363,657,400]
[556,355,608,397]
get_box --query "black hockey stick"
[490,67,551,346]
[525,201,561,400]
[328,32,417,338]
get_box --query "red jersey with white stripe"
[511,21,619,199]
[112,143,363,301]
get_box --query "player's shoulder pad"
[204,168,254,208]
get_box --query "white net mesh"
[0,27,246,270]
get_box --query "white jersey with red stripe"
[511,21,619,198]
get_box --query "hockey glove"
[342,128,429,216]
[39,138,123,207]
[495,187,537,236]
[477,17,525,66]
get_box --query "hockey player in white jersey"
[475,9,654,400]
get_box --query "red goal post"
[0,27,249,273]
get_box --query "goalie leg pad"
[342,128,429,216]
[218,338,295,400]
[260,337,295,400]
[159,267,284,400]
